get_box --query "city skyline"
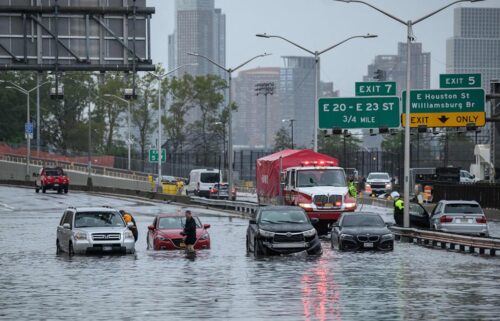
[148,0,499,97]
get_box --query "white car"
[56,207,136,255]
[365,172,393,195]
[430,200,489,237]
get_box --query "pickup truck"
[35,167,70,194]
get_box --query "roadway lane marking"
[0,202,14,211]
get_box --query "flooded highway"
[0,186,499,321]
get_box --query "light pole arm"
[318,34,375,55]
[334,0,406,25]
[413,0,473,24]
[232,53,271,72]
[28,81,51,94]
[187,52,228,73]
[257,34,314,55]
[104,94,128,105]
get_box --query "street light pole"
[187,52,271,199]
[104,94,132,171]
[282,118,296,149]
[335,0,482,228]
[149,64,195,192]
[256,32,377,152]
[2,80,51,180]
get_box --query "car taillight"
[476,216,487,224]
[440,215,453,223]
[210,188,218,193]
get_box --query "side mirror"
[203,224,211,229]
[127,222,134,228]
[249,219,257,225]
[310,217,319,225]
[147,225,155,231]
[63,223,71,229]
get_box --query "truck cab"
[282,163,356,234]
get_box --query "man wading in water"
[182,210,197,253]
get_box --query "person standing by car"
[391,192,404,226]
[120,210,138,242]
[182,210,197,252]
[348,178,358,198]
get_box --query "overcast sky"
[147,0,499,96]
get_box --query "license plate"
[271,242,307,249]
[363,242,374,248]
[324,203,333,208]
[54,184,59,187]
[458,218,472,224]
[103,246,112,251]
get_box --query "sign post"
[318,96,400,129]
[401,88,485,128]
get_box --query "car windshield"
[342,215,385,227]
[296,169,346,187]
[74,212,124,228]
[158,217,202,229]
[368,174,389,180]
[45,169,63,176]
[445,204,482,214]
[259,210,308,224]
[200,172,220,183]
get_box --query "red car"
[146,214,211,250]
[35,167,70,194]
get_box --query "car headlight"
[340,234,354,240]
[258,229,275,238]
[303,228,316,237]
[385,183,392,189]
[381,233,394,241]
[124,230,134,240]
[298,203,313,209]
[200,233,209,240]
[74,231,87,240]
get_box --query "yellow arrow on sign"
[401,112,486,128]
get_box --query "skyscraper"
[168,0,226,78]
[363,42,431,97]
[446,7,500,95]
[232,67,281,149]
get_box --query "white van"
[186,169,221,197]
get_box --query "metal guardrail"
[190,196,261,216]
[390,226,499,256]
[1,154,150,181]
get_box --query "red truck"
[256,149,356,234]
[35,167,70,194]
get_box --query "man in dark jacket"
[183,210,197,252]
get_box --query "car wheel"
[35,187,39,193]
[68,242,75,256]
[57,188,62,194]
[307,246,323,256]
[64,186,68,194]
[56,239,61,254]
[254,238,267,257]
[42,186,46,193]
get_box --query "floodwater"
[0,186,499,321]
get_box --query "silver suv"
[56,207,136,255]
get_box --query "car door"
[60,211,74,250]
[57,211,67,249]
[247,211,260,249]
[430,203,443,229]
[409,203,430,228]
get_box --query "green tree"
[273,126,292,151]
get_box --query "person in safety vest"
[348,178,358,198]
[391,192,404,226]
[120,210,138,242]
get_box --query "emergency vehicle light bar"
[300,160,336,166]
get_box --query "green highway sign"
[402,88,485,113]
[440,73,481,88]
[318,97,400,129]
[149,149,166,162]
[355,81,397,96]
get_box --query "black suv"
[246,206,322,256]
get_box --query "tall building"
[232,68,281,149]
[447,7,500,101]
[280,56,316,148]
[363,42,431,97]
[168,0,226,78]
